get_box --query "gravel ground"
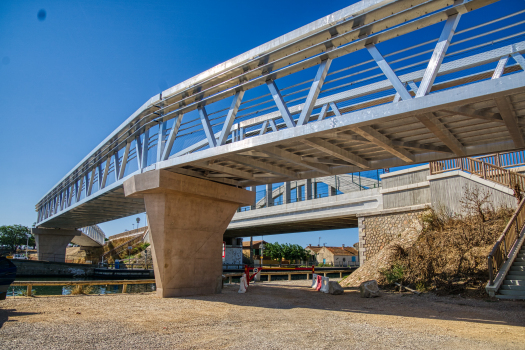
[1,279,524,349]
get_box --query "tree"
[0,225,31,253]
[265,242,283,262]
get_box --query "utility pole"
[318,237,321,246]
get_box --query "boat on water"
[0,257,17,300]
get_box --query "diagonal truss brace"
[266,80,296,129]
[366,43,412,101]
[198,106,217,148]
[296,59,332,126]
[416,12,463,97]
[417,112,466,156]
[218,91,245,146]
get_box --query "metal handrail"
[488,197,525,285]
[430,154,525,193]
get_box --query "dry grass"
[383,186,514,294]
[70,285,95,295]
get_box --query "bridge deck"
[35,0,525,229]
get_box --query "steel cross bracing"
[36,0,525,229]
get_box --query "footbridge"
[32,0,525,297]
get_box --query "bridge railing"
[429,151,525,192]
[36,0,525,227]
[488,197,525,286]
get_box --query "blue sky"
[0,0,362,246]
[1,0,523,247]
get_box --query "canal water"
[7,277,156,297]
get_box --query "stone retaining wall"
[358,207,428,264]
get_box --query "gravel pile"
[1,279,524,349]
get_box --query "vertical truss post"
[141,128,150,170]
[306,179,313,200]
[76,176,84,203]
[119,142,131,180]
[366,43,412,101]
[218,91,245,146]
[296,59,332,126]
[265,184,273,207]
[87,168,96,196]
[113,152,120,183]
[100,157,110,190]
[416,13,462,98]
[283,181,291,204]
[66,183,74,207]
[198,106,217,148]
[250,186,257,210]
[266,80,296,129]
[156,120,166,163]
[162,114,183,161]
[135,134,143,169]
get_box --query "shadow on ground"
[180,282,525,328]
[0,308,39,329]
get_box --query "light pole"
[136,217,141,229]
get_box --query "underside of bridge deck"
[224,215,358,238]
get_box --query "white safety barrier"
[311,273,318,289]
[238,273,248,293]
[320,276,330,293]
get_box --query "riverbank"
[1,279,524,349]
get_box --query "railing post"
[482,161,486,179]
[488,257,494,286]
[122,284,128,293]
[27,285,32,297]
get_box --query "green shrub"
[381,263,405,284]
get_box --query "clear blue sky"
[1,0,522,247]
[0,0,362,247]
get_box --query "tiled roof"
[242,240,264,248]
[326,247,358,256]
[306,246,323,253]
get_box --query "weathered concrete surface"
[124,170,255,298]
[12,259,95,277]
[31,228,81,262]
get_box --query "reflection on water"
[7,277,156,297]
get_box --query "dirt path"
[1,280,524,349]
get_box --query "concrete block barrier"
[320,277,330,293]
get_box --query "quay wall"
[12,259,96,277]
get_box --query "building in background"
[306,244,358,266]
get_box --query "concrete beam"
[416,113,466,156]
[494,96,525,148]
[303,137,370,169]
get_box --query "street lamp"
[136,217,141,229]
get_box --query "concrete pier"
[31,228,81,262]
[124,170,254,298]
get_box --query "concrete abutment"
[31,228,81,262]
[123,170,254,298]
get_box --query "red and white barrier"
[311,273,318,288]
[320,276,330,293]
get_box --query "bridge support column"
[306,179,313,200]
[124,170,254,298]
[31,228,81,262]
[250,186,257,210]
[283,182,291,204]
[265,184,273,207]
